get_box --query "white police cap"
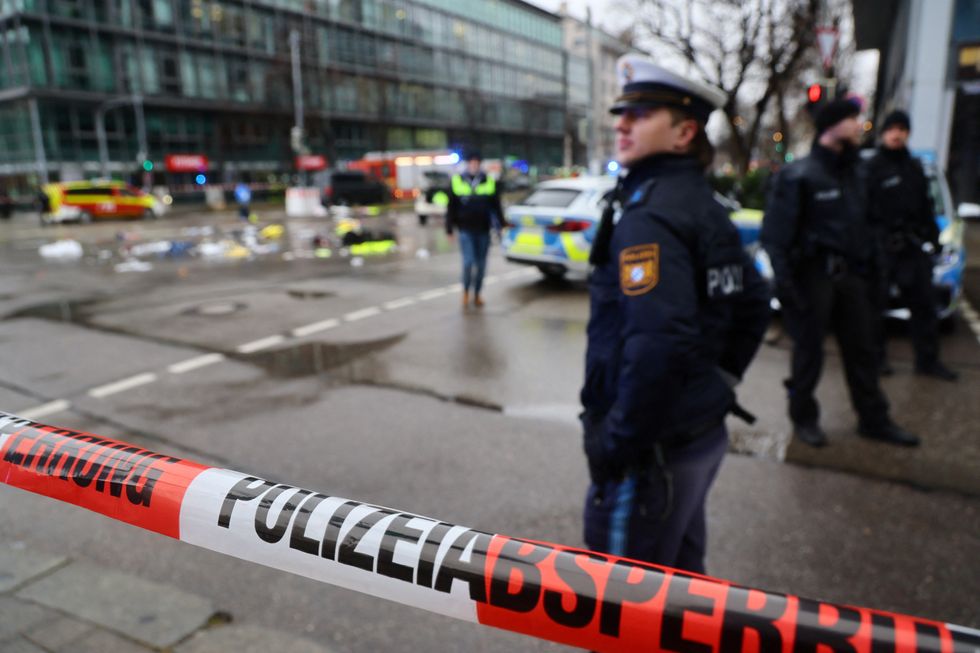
[611,54,726,123]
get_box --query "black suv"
[322,171,389,206]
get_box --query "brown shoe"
[462,291,469,307]
[474,295,484,307]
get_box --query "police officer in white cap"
[580,54,770,573]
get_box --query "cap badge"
[621,61,634,83]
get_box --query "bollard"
[1,412,977,653]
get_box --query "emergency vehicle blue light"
[607,161,620,173]
[448,153,460,164]
[195,174,207,185]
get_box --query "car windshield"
[520,188,581,208]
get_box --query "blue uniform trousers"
[583,423,728,574]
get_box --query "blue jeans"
[458,230,490,294]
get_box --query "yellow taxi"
[41,180,162,225]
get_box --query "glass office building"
[0,0,567,190]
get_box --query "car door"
[116,187,145,218]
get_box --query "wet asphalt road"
[0,206,978,650]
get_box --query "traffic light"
[807,83,823,104]
[142,159,153,172]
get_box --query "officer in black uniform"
[863,110,957,381]
[761,98,920,448]
[581,55,770,574]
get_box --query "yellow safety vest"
[451,174,496,196]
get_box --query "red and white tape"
[1,412,977,652]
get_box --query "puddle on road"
[242,334,406,378]
[7,298,96,322]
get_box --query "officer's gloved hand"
[580,413,627,485]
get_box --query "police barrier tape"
[1,412,977,653]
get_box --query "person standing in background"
[863,110,957,381]
[446,151,502,308]
[761,99,920,448]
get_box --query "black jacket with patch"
[581,154,770,459]
[761,144,872,288]
[861,146,939,250]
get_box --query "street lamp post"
[95,95,149,179]
[289,29,308,185]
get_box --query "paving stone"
[16,562,214,649]
[175,625,335,653]
[0,542,67,593]
[56,629,153,653]
[0,597,57,643]
[0,637,47,653]
[24,616,92,651]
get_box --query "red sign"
[295,155,328,171]
[165,154,209,172]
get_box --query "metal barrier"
[1,412,976,653]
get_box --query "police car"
[743,155,965,321]
[502,176,616,279]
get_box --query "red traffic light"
[807,84,823,103]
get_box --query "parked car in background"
[414,170,451,225]
[321,170,390,207]
[502,176,616,280]
[40,181,162,225]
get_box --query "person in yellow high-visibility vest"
[446,151,503,307]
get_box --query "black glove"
[580,412,627,485]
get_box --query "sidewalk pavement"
[0,541,332,653]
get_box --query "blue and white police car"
[502,176,616,280]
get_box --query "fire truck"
[349,150,461,200]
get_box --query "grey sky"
[527,0,877,102]
[526,0,626,31]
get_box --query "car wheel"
[79,211,93,224]
[39,214,50,227]
[142,208,156,220]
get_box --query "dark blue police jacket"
[581,154,770,460]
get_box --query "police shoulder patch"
[619,243,659,295]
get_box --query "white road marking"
[48,273,525,404]
[88,373,157,398]
[383,297,417,310]
[291,318,341,338]
[344,306,382,322]
[236,334,286,354]
[417,288,448,301]
[168,353,226,374]
[18,399,71,420]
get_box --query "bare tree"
[621,0,822,174]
